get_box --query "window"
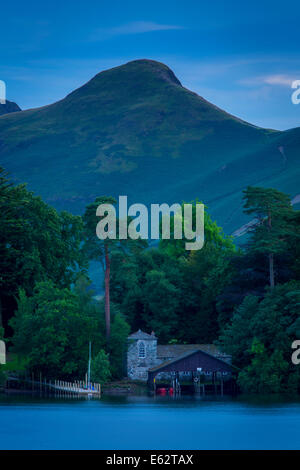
[138,341,146,358]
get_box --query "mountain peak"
[1,59,298,239]
[65,58,183,104]
[120,59,183,87]
[0,100,21,116]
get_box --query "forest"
[0,166,299,393]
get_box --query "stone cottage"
[127,329,232,382]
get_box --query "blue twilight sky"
[0,0,299,130]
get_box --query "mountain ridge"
[0,100,21,116]
[0,59,299,234]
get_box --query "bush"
[91,350,111,383]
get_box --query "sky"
[0,0,299,130]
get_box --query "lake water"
[0,393,299,450]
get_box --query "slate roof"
[149,349,200,373]
[128,329,157,340]
[148,348,235,373]
[157,344,229,359]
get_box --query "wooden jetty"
[52,379,101,396]
[6,373,101,397]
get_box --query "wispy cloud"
[263,74,295,86]
[89,21,183,41]
[239,74,298,87]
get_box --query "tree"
[218,295,260,368]
[109,202,236,343]
[183,239,236,341]
[83,197,146,341]
[217,199,300,326]
[238,339,289,394]
[109,219,235,343]
[0,167,86,332]
[110,247,183,341]
[217,250,272,328]
[10,281,105,379]
[91,350,111,383]
[83,196,117,341]
[143,269,179,342]
[219,281,300,393]
[159,201,236,341]
[159,200,235,258]
[243,187,296,289]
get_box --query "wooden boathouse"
[147,348,236,395]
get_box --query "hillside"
[0,59,299,234]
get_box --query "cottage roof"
[157,344,229,359]
[128,329,157,340]
[148,348,236,374]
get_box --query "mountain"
[0,100,21,116]
[0,59,299,234]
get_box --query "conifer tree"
[243,186,296,289]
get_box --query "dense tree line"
[1,165,299,392]
[109,188,300,393]
[0,168,128,381]
[219,282,300,393]
[217,188,300,393]
[109,208,236,343]
[0,167,84,331]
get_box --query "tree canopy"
[2,175,299,394]
[0,167,86,330]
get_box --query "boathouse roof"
[148,348,237,377]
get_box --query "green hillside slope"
[0,59,298,234]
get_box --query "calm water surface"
[0,393,299,450]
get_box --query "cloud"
[263,74,295,86]
[239,74,297,87]
[89,21,183,41]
